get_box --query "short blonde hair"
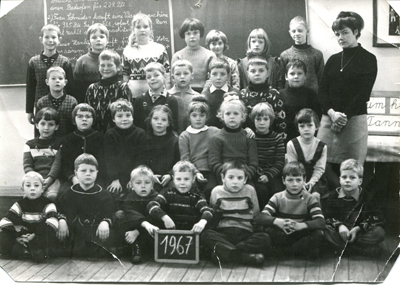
[130,165,156,184]
[218,92,246,124]
[173,161,197,177]
[46,66,66,79]
[22,171,44,187]
[41,24,61,37]
[144,62,166,75]
[249,102,275,125]
[171,59,193,74]
[128,12,154,46]
[86,23,109,40]
[340,159,364,178]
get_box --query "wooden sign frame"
[154,230,200,264]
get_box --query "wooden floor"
[1,236,398,283]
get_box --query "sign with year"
[154,230,199,264]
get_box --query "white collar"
[337,187,361,201]
[186,125,209,134]
[210,84,229,93]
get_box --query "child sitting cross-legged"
[255,161,326,259]
[58,154,117,258]
[0,172,59,262]
[201,160,271,267]
[23,107,62,202]
[147,161,213,232]
[323,159,385,257]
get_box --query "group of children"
[0,13,385,266]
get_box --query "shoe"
[11,243,31,259]
[240,252,264,267]
[351,244,382,258]
[30,248,45,262]
[131,243,141,264]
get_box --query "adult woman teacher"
[318,11,377,189]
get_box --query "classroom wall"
[308,0,400,92]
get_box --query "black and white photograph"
[0,0,399,284]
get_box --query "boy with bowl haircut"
[147,161,213,232]
[133,62,179,131]
[0,172,59,262]
[168,59,199,133]
[23,107,62,202]
[36,66,77,137]
[323,159,385,257]
[58,154,117,257]
[26,24,73,128]
[74,23,109,103]
[85,49,132,133]
[201,160,271,267]
[255,161,325,258]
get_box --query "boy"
[115,166,159,263]
[26,24,73,128]
[58,103,106,198]
[86,49,132,133]
[255,161,325,258]
[323,159,385,257]
[201,58,235,128]
[147,161,213,231]
[23,108,62,202]
[286,108,327,196]
[36,66,77,137]
[58,154,117,257]
[249,103,285,209]
[239,57,286,137]
[279,60,321,142]
[104,99,146,198]
[168,59,199,133]
[133,62,179,130]
[74,23,109,103]
[0,172,59,262]
[201,160,270,267]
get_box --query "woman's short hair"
[128,12,154,46]
[294,108,320,129]
[249,102,276,125]
[188,95,210,118]
[35,107,60,125]
[72,103,96,125]
[246,28,272,57]
[332,11,364,39]
[205,29,229,51]
[110,98,133,118]
[178,18,205,38]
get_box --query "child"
[239,57,286,137]
[147,161,213,231]
[171,18,215,93]
[86,49,132,133]
[73,23,109,103]
[23,108,62,202]
[201,58,235,128]
[168,59,199,133]
[122,12,170,99]
[114,166,159,263]
[59,103,107,197]
[104,99,146,198]
[26,24,73,128]
[279,59,321,142]
[58,154,117,258]
[286,108,327,196]
[204,29,240,90]
[249,103,285,209]
[36,66,77,137]
[280,16,324,93]
[0,172,59,262]
[201,161,270,267]
[208,96,258,184]
[237,28,284,90]
[179,96,220,200]
[255,161,325,258]
[133,62,179,131]
[137,105,180,192]
[323,159,385,257]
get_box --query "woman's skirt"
[317,114,368,164]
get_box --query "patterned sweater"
[147,187,213,230]
[85,75,132,133]
[23,136,63,180]
[0,196,58,233]
[26,52,73,113]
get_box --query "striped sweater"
[255,189,325,230]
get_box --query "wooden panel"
[273,258,294,282]
[132,261,161,282]
[242,266,262,282]
[164,263,190,282]
[196,261,218,282]
[349,256,379,282]
[304,259,320,281]
[226,263,246,282]
[27,258,67,281]
[289,258,306,281]
[119,259,148,282]
[257,260,278,282]
[90,259,122,281]
[332,256,349,282]
[44,259,91,282]
[181,260,207,282]
[73,259,107,282]
[103,258,134,282]
[151,263,175,282]
[2,260,25,273]
[13,261,50,282]
[211,262,234,282]
[317,257,335,282]
[0,257,13,267]
[8,260,37,280]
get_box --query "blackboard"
[154,230,199,264]
[0,0,306,85]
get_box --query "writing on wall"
[367,94,400,136]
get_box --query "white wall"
[308,0,400,91]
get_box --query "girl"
[280,16,324,93]
[237,28,284,90]
[204,29,240,91]
[179,96,220,200]
[138,105,180,191]
[208,95,258,184]
[171,18,215,93]
[122,13,170,100]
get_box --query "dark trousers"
[197,171,218,201]
[255,176,285,210]
[324,225,385,249]
[201,227,271,263]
